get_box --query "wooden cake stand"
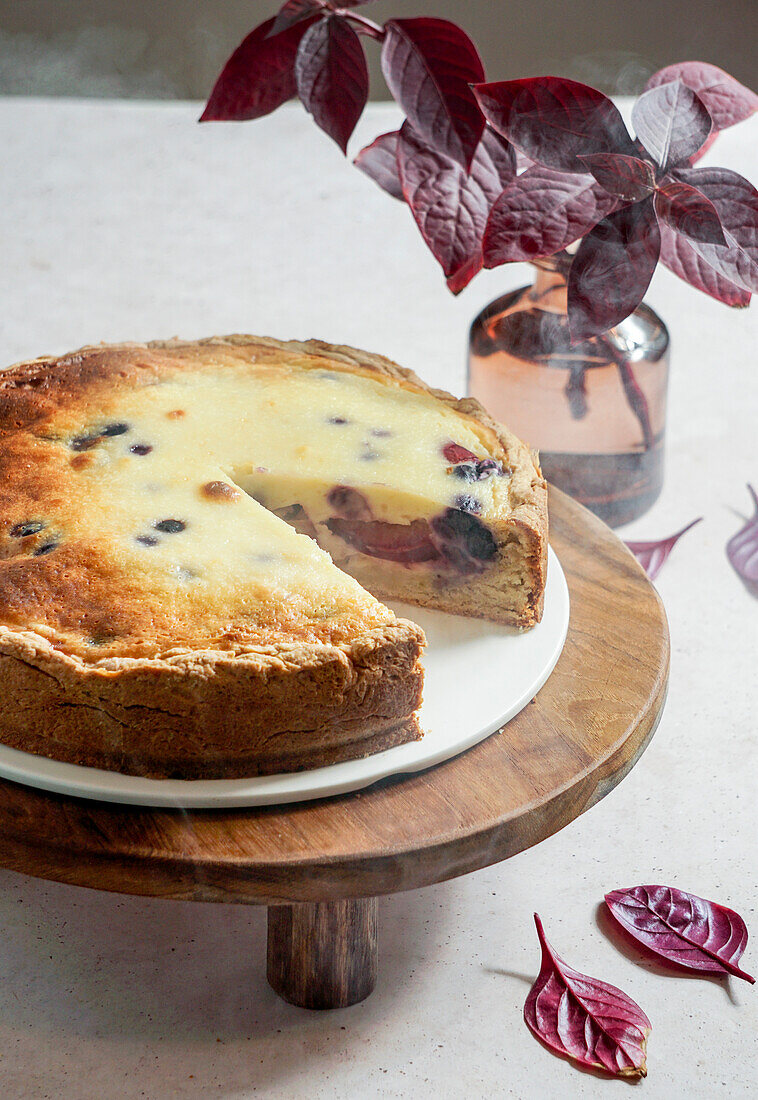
[0,488,669,1009]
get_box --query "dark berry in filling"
[130,443,153,456]
[70,434,100,452]
[443,441,505,481]
[453,458,503,481]
[136,534,159,547]
[10,521,45,538]
[326,517,439,564]
[477,458,501,477]
[327,486,373,521]
[33,542,58,556]
[454,495,482,514]
[154,519,186,533]
[327,504,497,573]
[430,509,497,568]
[327,416,349,425]
[102,422,130,437]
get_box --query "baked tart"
[0,336,547,778]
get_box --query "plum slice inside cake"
[0,335,547,778]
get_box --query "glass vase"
[467,261,670,527]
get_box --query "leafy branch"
[201,1,758,343]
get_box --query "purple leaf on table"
[645,62,758,131]
[200,16,315,122]
[654,180,726,245]
[295,15,368,152]
[482,166,617,266]
[659,223,751,306]
[578,152,656,201]
[726,483,758,595]
[397,123,516,292]
[567,199,661,342]
[624,517,702,580]
[672,167,758,293]
[524,914,651,1078]
[632,81,713,170]
[381,18,485,170]
[473,77,634,173]
[605,886,756,983]
[354,131,404,200]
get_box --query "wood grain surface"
[0,487,669,905]
[267,898,378,1009]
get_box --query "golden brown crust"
[0,620,424,778]
[0,334,546,778]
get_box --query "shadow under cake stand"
[0,488,669,1009]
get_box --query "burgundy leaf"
[726,483,758,594]
[625,517,702,580]
[673,167,758,293]
[646,62,758,131]
[659,223,751,306]
[514,148,535,174]
[632,82,713,170]
[567,199,661,342]
[271,0,377,36]
[688,129,719,165]
[605,886,755,984]
[578,153,655,202]
[295,16,368,152]
[397,122,516,292]
[483,166,617,266]
[200,16,315,122]
[524,914,650,1078]
[473,77,633,173]
[381,18,485,170]
[270,0,324,36]
[354,131,404,200]
[654,181,726,245]
[446,254,481,294]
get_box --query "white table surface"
[0,97,756,1099]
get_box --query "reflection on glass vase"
[467,259,670,528]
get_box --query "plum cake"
[0,335,547,779]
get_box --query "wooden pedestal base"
[0,492,670,1013]
[267,898,378,1009]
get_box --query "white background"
[0,99,756,1098]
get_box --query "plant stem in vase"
[468,259,670,527]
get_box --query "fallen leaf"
[524,914,651,1078]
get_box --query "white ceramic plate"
[0,548,569,808]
